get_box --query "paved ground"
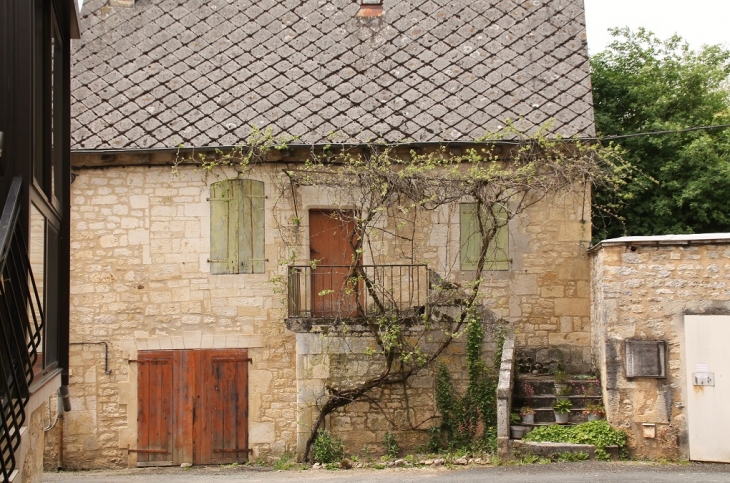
[44,461,730,483]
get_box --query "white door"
[684,315,730,462]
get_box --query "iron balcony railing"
[0,177,44,480]
[287,264,429,319]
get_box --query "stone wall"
[59,159,298,468]
[60,151,592,468]
[590,235,730,460]
[295,323,503,458]
[21,403,46,483]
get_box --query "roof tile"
[71,0,594,149]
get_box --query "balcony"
[286,264,429,330]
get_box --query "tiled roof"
[71,0,595,150]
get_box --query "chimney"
[109,0,134,7]
[357,0,383,17]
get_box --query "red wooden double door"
[136,349,249,467]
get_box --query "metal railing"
[0,177,44,480]
[287,264,429,319]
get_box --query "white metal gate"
[684,315,730,462]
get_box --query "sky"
[584,0,730,53]
[74,0,728,54]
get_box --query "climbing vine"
[432,318,505,452]
[175,123,630,460]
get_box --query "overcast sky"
[584,0,730,53]
[74,0,729,55]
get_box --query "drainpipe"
[58,386,70,470]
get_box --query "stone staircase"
[512,374,603,429]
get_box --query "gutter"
[70,137,596,157]
[588,234,730,254]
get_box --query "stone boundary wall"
[590,235,730,460]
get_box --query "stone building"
[591,234,730,463]
[56,0,598,468]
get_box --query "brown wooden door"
[136,349,249,467]
[137,351,175,466]
[309,210,360,317]
[196,349,249,464]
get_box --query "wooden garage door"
[137,351,175,466]
[136,349,249,466]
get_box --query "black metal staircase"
[0,177,44,480]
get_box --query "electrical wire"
[591,123,730,141]
[70,123,730,156]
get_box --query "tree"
[591,28,730,239]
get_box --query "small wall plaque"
[693,372,715,386]
[625,340,666,378]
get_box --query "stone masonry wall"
[59,160,298,468]
[295,325,501,458]
[591,239,730,460]
[60,151,591,468]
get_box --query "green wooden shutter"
[237,179,265,274]
[486,205,509,271]
[460,203,480,271]
[210,181,232,274]
[460,203,509,271]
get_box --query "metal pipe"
[58,385,71,412]
[69,341,112,374]
[58,409,64,470]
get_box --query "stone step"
[512,395,603,413]
[515,374,600,396]
[511,441,620,460]
[517,411,598,425]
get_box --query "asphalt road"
[44,461,730,482]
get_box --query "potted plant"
[510,412,527,439]
[519,406,536,424]
[583,402,606,421]
[555,383,571,401]
[552,399,572,424]
[553,368,568,392]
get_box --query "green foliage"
[519,454,539,464]
[552,399,573,414]
[555,384,572,398]
[383,432,399,458]
[591,28,730,238]
[552,369,567,384]
[432,319,503,452]
[583,402,606,415]
[272,454,303,471]
[312,430,345,464]
[519,406,535,415]
[523,420,628,460]
[510,412,521,424]
[557,451,590,462]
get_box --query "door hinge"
[127,445,169,454]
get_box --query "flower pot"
[587,413,604,421]
[521,414,535,424]
[554,411,570,424]
[510,425,527,439]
